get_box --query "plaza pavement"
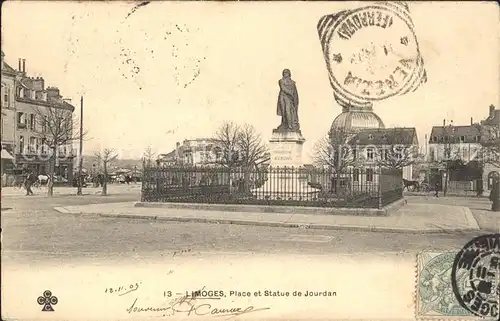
[1,183,141,197]
[54,200,481,234]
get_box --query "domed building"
[330,105,385,133]
[326,103,418,181]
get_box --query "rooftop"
[350,127,418,146]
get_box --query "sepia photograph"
[1,1,499,320]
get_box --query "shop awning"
[1,149,14,160]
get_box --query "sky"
[2,1,499,162]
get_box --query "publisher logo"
[37,290,58,311]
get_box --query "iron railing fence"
[141,165,403,209]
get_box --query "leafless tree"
[236,124,269,191]
[142,145,156,168]
[477,124,500,168]
[313,128,359,171]
[212,121,241,169]
[429,125,468,196]
[34,106,86,197]
[94,148,118,196]
[211,122,268,192]
[376,129,421,170]
[313,128,360,194]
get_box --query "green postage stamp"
[417,236,499,320]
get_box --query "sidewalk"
[54,201,481,234]
[1,184,141,197]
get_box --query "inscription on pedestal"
[273,149,293,161]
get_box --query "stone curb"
[405,192,490,199]
[463,207,481,230]
[133,199,407,217]
[53,206,479,235]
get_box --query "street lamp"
[443,122,455,197]
[77,96,84,195]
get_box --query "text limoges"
[185,290,225,298]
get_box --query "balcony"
[17,123,26,129]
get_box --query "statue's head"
[282,69,291,78]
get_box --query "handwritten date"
[105,282,141,296]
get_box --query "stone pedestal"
[252,129,320,200]
[269,129,305,166]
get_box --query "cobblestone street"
[1,191,494,265]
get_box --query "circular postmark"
[318,3,425,104]
[451,234,500,319]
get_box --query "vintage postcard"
[1,1,499,320]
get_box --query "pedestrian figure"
[476,183,484,198]
[24,172,36,196]
[434,180,440,198]
[489,176,499,210]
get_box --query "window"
[460,136,465,143]
[383,148,389,160]
[19,136,24,153]
[30,114,36,130]
[352,148,357,160]
[29,137,36,153]
[17,112,26,124]
[353,169,359,182]
[43,115,48,133]
[395,147,403,160]
[367,148,374,160]
[3,87,9,106]
[41,138,47,153]
[366,168,374,182]
[368,134,374,140]
[475,136,481,142]
[433,136,437,142]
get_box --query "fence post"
[155,159,160,201]
[378,167,383,209]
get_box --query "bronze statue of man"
[276,69,300,131]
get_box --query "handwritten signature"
[126,294,269,319]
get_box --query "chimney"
[471,117,473,125]
[443,119,446,127]
[490,105,495,117]
[22,59,26,73]
[32,77,45,91]
[18,58,22,71]
[46,87,60,102]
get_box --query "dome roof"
[331,110,385,132]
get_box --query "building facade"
[159,138,221,166]
[428,105,500,193]
[2,53,76,182]
[1,51,17,174]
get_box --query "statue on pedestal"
[276,69,300,132]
